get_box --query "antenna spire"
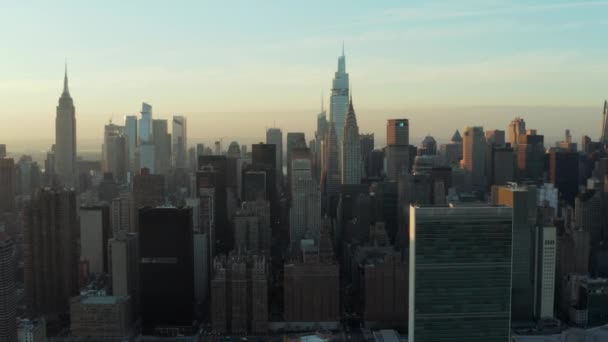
[342,41,345,56]
[63,59,69,95]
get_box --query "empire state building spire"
[63,62,70,95]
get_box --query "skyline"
[1,0,608,150]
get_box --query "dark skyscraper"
[601,100,608,144]
[0,158,15,213]
[139,207,194,334]
[252,143,276,171]
[132,169,165,230]
[359,133,374,178]
[287,132,306,191]
[265,128,283,185]
[386,119,410,180]
[518,133,545,182]
[0,233,16,342]
[409,205,513,342]
[24,188,79,316]
[198,156,230,253]
[55,65,77,188]
[550,150,580,205]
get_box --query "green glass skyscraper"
[409,205,513,342]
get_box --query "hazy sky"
[1,0,607,152]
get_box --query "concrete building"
[284,230,339,325]
[132,169,165,231]
[493,184,536,321]
[290,156,322,246]
[517,132,545,182]
[70,295,131,338]
[125,115,138,173]
[322,123,341,202]
[0,233,16,342]
[79,206,110,274]
[440,130,463,166]
[265,128,283,185]
[549,150,579,205]
[211,254,268,334]
[102,122,128,183]
[172,115,188,168]
[509,117,526,148]
[24,188,79,316]
[152,119,171,175]
[111,192,133,235]
[234,200,271,253]
[108,231,139,320]
[409,205,513,342]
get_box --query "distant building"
[55,66,77,189]
[211,253,268,334]
[153,119,171,175]
[172,116,187,168]
[329,47,349,146]
[265,128,283,184]
[79,206,110,275]
[385,119,409,180]
[419,135,437,155]
[509,117,526,148]
[108,231,139,320]
[409,205,513,342]
[138,103,155,173]
[517,132,545,182]
[600,100,608,144]
[70,295,131,338]
[341,99,362,185]
[102,121,128,182]
[132,169,165,230]
[125,115,138,173]
[534,226,557,319]
[462,126,487,191]
[0,233,16,342]
[290,156,321,246]
[24,188,79,316]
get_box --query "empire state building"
[55,65,77,188]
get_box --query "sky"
[1,0,607,153]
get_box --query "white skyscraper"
[172,115,188,168]
[341,98,361,184]
[139,103,155,173]
[534,226,556,319]
[330,45,349,146]
[55,65,77,188]
[289,157,321,247]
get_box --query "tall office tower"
[341,99,362,184]
[509,117,526,148]
[193,230,210,304]
[102,122,128,183]
[322,122,341,203]
[314,106,328,181]
[138,103,155,173]
[286,132,306,190]
[15,156,41,197]
[534,226,556,319]
[265,128,283,183]
[409,205,513,342]
[198,156,230,254]
[518,132,545,182]
[0,144,5,158]
[125,115,138,173]
[24,188,79,316]
[234,200,271,253]
[550,150,579,205]
[108,231,139,319]
[601,100,608,144]
[55,65,77,188]
[486,129,506,146]
[111,192,133,235]
[493,184,537,321]
[462,126,487,191]
[419,136,437,156]
[329,45,350,145]
[139,207,194,334]
[252,143,276,170]
[79,206,110,274]
[359,133,374,177]
[172,116,187,168]
[489,146,515,186]
[0,233,16,342]
[284,229,339,325]
[290,156,322,246]
[0,158,15,213]
[386,119,410,180]
[211,254,268,334]
[152,119,171,174]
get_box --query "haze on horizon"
[1,0,607,151]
